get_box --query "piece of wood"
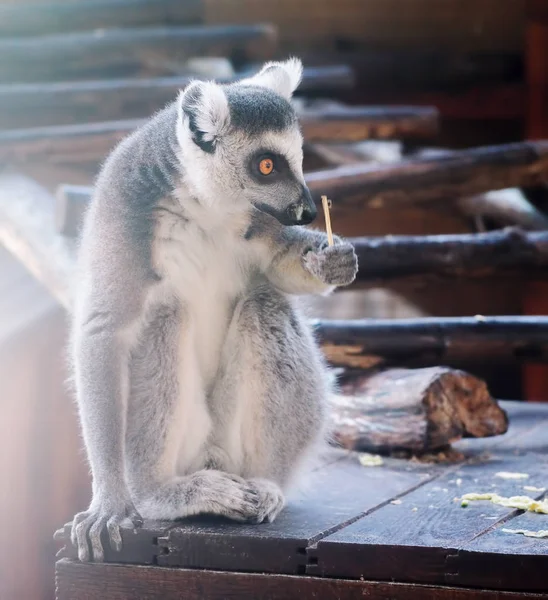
[330,367,508,453]
[0,0,203,37]
[0,66,355,130]
[56,456,431,573]
[55,560,548,600]
[304,141,548,209]
[316,316,548,369]
[352,229,548,286]
[0,106,437,164]
[311,431,548,591]
[0,24,277,82]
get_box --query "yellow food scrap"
[502,528,548,539]
[495,471,530,480]
[461,493,548,514]
[358,453,384,467]
[524,486,546,493]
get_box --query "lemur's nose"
[286,187,317,225]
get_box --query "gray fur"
[69,58,358,562]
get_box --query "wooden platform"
[56,401,548,599]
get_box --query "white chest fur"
[152,197,253,387]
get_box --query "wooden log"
[330,367,508,453]
[0,24,277,82]
[352,228,548,285]
[0,0,203,37]
[0,65,355,129]
[316,316,548,370]
[0,66,355,130]
[304,141,548,209]
[0,105,437,164]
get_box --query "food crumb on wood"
[357,452,384,467]
[524,486,546,493]
[460,493,548,514]
[475,314,486,321]
[390,499,402,505]
[502,528,548,538]
[495,471,530,480]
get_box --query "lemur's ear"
[177,80,230,153]
[239,57,302,100]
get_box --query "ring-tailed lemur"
[69,58,358,562]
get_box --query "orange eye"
[259,157,274,175]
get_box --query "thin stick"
[322,195,334,246]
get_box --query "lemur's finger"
[71,511,89,547]
[107,516,123,552]
[74,518,92,562]
[88,517,107,562]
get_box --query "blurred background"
[0,1,547,598]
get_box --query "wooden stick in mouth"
[321,195,334,246]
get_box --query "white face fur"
[175,58,317,227]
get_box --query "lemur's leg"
[126,301,270,523]
[206,280,330,522]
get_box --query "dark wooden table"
[56,401,548,599]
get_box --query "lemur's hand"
[303,236,358,287]
[70,495,143,562]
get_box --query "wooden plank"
[304,142,548,209]
[0,24,277,82]
[311,417,548,591]
[56,455,435,574]
[0,0,204,37]
[450,509,548,591]
[55,559,548,600]
[0,106,437,164]
[154,457,432,574]
[316,316,548,369]
[0,66,355,130]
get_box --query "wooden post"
[523,0,548,401]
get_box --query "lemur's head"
[176,58,316,226]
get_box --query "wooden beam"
[316,316,548,369]
[297,105,438,143]
[330,367,508,453]
[0,24,277,82]
[0,66,356,130]
[0,0,203,37]
[305,141,548,208]
[0,105,438,164]
[352,229,548,286]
